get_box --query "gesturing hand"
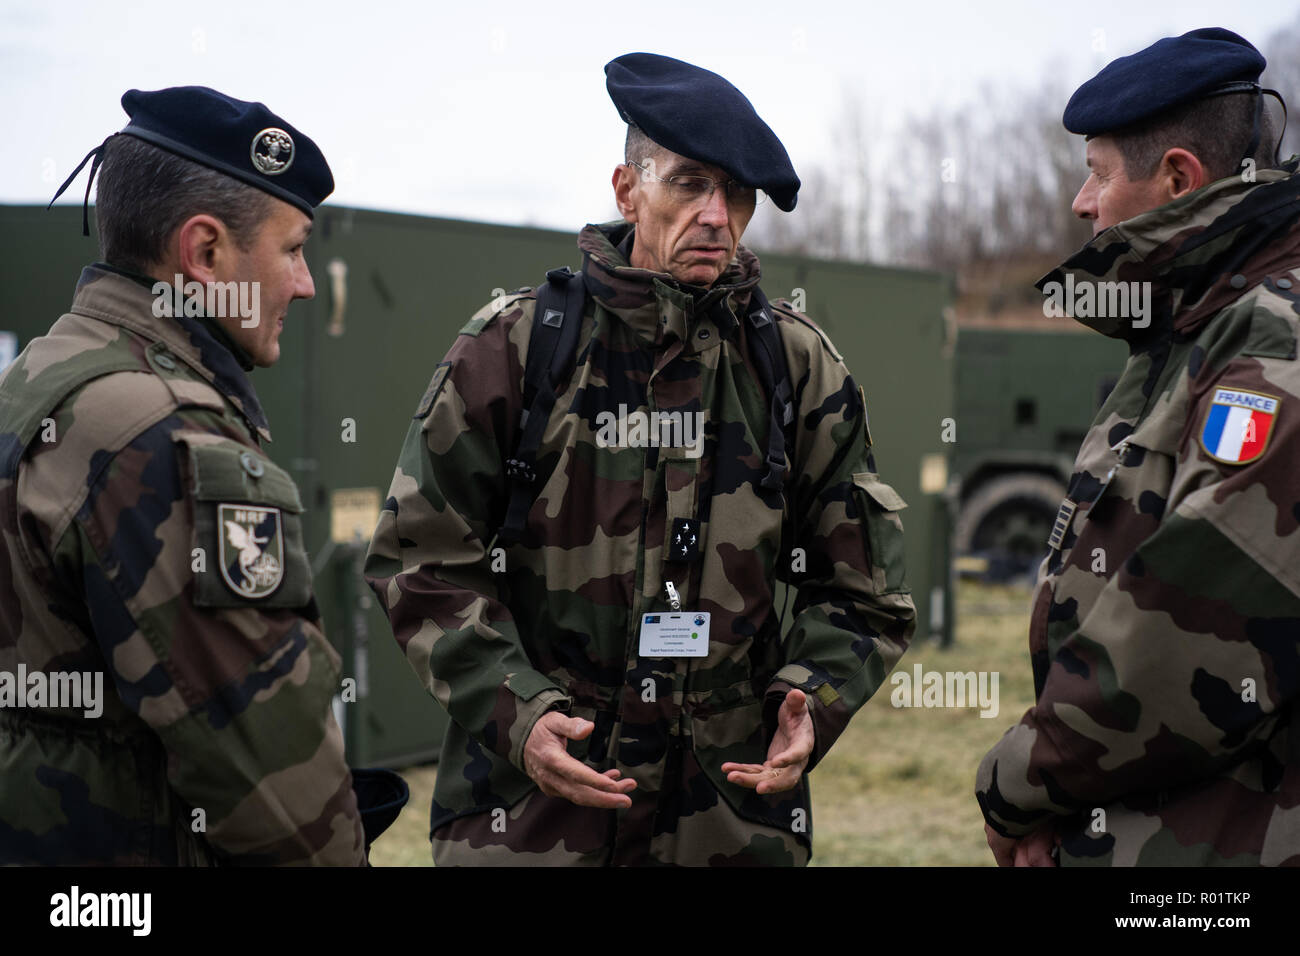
[522,712,636,809]
[985,823,1017,867]
[984,822,1058,867]
[1013,824,1059,867]
[721,688,815,794]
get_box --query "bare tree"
[1263,11,1300,163]
[749,13,1297,326]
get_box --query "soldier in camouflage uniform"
[0,87,365,864]
[366,53,915,865]
[977,28,1300,866]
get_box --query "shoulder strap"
[498,267,586,546]
[0,322,144,478]
[497,276,796,547]
[745,286,795,493]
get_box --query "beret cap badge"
[251,128,295,176]
[47,86,334,235]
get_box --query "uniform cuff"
[763,675,835,773]
[508,687,573,773]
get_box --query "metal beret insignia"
[251,127,295,176]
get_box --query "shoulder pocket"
[853,472,909,594]
[180,437,313,609]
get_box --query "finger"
[1026,833,1056,867]
[544,751,633,793]
[1013,840,1031,868]
[720,762,765,774]
[769,738,813,768]
[724,765,770,789]
[556,716,594,741]
[727,764,793,791]
[755,776,795,794]
[554,781,635,810]
[985,825,1015,867]
[779,689,808,727]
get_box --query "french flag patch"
[1199,388,1279,465]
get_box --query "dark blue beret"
[349,768,410,849]
[120,86,334,216]
[605,53,800,212]
[1063,27,1266,136]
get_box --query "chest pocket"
[179,437,314,609]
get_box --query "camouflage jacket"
[366,221,915,866]
[976,161,1300,866]
[0,264,364,865]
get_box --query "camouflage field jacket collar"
[1038,158,1300,342]
[577,220,762,347]
[72,263,272,440]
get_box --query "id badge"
[638,611,710,658]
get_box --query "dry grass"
[366,578,1035,867]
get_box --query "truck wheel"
[954,474,1066,581]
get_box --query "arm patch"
[414,360,454,420]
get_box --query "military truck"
[951,326,1125,580]
[0,202,954,763]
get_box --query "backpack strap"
[497,275,796,547]
[745,286,795,492]
[498,266,586,546]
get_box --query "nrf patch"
[1199,388,1278,465]
[219,504,284,598]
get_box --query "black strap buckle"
[760,453,787,491]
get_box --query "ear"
[175,214,228,284]
[612,164,639,223]
[1158,147,1209,200]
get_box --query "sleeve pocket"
[179,437,314,609]
[852,472,910,594]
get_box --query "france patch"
[1198,388,1279,465]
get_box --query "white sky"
[2,0,1297,234]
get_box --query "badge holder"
[638,580,710,658]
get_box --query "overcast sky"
[2,0,1297,235]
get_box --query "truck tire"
[954,473,1066,580]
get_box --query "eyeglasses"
[627,161,766,209]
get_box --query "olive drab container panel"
[0,203,953,764]
[953,327,1126,579]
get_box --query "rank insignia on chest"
[669,517,702,563]
[1198,388,1279,465]
[218,504,285,598]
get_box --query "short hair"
[624,124,668,167]
[94,134,274,274]
[1110,91,1279,182]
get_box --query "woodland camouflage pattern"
[977,160,1300,866]
[366,221,915,865]
[0,265,365,865]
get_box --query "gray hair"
[94,134,274,274]
[624,124,668,167]
[1110,91,1280,182]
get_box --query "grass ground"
[367,578,1035,866]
